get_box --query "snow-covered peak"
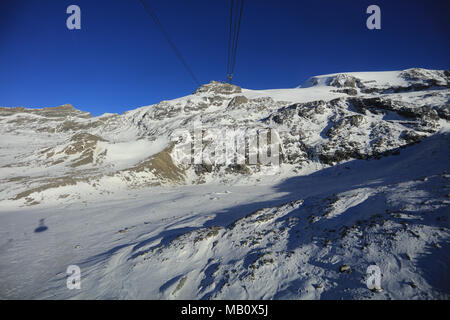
[298,68,449,93]
[0,103,92,118]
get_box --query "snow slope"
[0,68,449,299]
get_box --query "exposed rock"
[227,95,249,108]
[401,131,426,144]
[328,74,361,88]
[1,68,448,203]
[332,88,358,96]
[125,145,185,184]
[225,164,250,175]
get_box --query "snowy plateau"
[0,68,449,299]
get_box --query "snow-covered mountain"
[0,68,449,299]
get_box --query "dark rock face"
[262,84,447,170]
[400,68,449,86]
[349,97,399,114]
[350,97,444,125]
[194,164,213,175]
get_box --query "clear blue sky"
[1,0,449,116]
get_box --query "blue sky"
[1,0,449,116]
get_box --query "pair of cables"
[226,0,244,83]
